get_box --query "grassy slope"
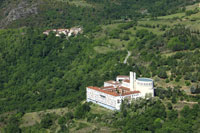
[138,8,200,90]
[20,107,69,128]
[94,4,200,91]
[19,104,116,133]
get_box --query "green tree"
[153,118,162,129]
[171,96,177,104]
[180,105,190,118]
[168,110,178,120]
[158,69,168,79]
[74,103,90,119]
[40,114,54,129]
[167,102,173,110]
[58,116,67,125]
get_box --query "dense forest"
[0,0,200,132]
[0,0,197,28]
[0,28,130,113]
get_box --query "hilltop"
[0,0,197,28]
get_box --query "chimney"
[130,72,134,91]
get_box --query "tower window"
[117,99,121,103]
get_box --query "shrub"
[185,81,191,86]
[158,69,168,79]
[66,112,74,120]
[40,114,54,129]
[165,79,170,83]
[175,77,180,82]
[74,103,91,119]
[171,96,177,104]
[58,117,66,125]
[167,102,173,110]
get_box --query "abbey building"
[86,72,154,110]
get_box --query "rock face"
[0,1,38,28]
[7,2,37,22]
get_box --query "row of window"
[137,82,152,86]
[87,91,116,106]
[100,95,106,98]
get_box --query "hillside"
[0,0,198,28]
[0,0,200,132]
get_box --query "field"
[20,107,69,128]
[92,4,200,92]
[18,103,116,133]
[96,5,200,53]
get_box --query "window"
[117,99,121,103]
[100,95,106,98]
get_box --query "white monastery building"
[86,72,154,110]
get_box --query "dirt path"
[124,51,131,64]
[181,101,198,104]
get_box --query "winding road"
[124,51,131,64]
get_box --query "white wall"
[104,82,118,88]
[135,80,154,98]
[104,82,112,87]
[87,88,119,110]
[121,81,130,88]
[130,72,134,91]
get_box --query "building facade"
[86,72,154,110]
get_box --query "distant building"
[86,72,154,110]
[43,27,82,37]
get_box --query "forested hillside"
[0,28,130,113]
[0,0,200,132]
[0,0,197,28]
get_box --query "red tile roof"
[101,86,115,90]
[87,86,119,96]
[121,91,140,96]
[57,29,67,31]
[123,79,130,83]
[118,86,130,91]
[87,86,141,97]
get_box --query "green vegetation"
[0,0,200,132]
[0,0,197,28]
[115,98,200,132]
[0,28,129,114]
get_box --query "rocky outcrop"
[0,1,38,28]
